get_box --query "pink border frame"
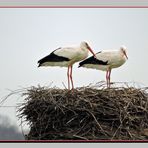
[0,6,148,8]
[0,4,148,143]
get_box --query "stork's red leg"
[106,70,109,87]
[67,66,70,90]
[69,65,74,90]
[108,69,111,88]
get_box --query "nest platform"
[18,83,148,140]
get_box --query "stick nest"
[18,82,148,140]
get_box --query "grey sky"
[0,8,148,131]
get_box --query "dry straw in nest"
[18,82,148,140]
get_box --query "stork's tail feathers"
[78,62,83,68]
[38,63,41,67]
[78,56,96,68]
[38,60,42,67]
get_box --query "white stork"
[38,41,96,90]
[78,46,128,88]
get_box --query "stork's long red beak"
[124,51,128,59]
[88,46,96,58]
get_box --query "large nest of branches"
[18,82,148,140]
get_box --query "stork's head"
[80,41,96,57]
[120,45,128,59]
